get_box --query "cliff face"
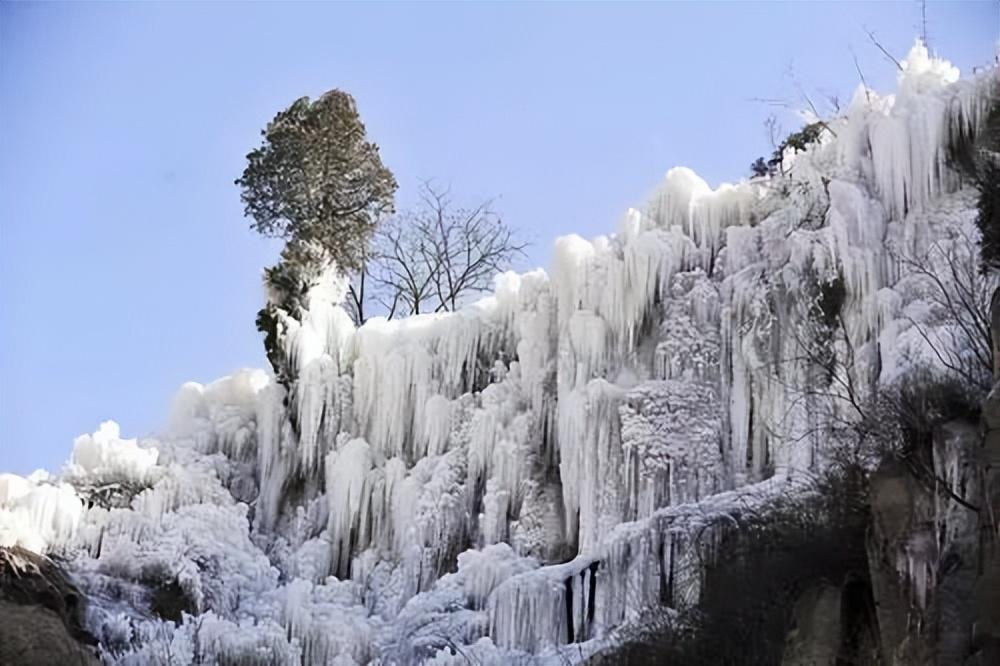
[0,44,998,664]
[595,333,997,665]
[967,366,1000,662]
[777,385,998,666]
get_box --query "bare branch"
[850,46,872,104]
[920,0,929,47]
[350,181,529,320]
[864,26,903,71]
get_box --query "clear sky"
[1,2,996,475]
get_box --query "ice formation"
[1,43,996,664]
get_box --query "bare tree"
[891,225,996,394]
[347,182,528,324]
[770,296,984,514]
[766,225,995,514]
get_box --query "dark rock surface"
[0,546,100,665]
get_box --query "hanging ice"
[1,43,995,664]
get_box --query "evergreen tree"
[236,90,397,275]
[236,90,396,381]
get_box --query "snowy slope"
[1,43,997,665]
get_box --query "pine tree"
[237,90,396,380]
[236,90,397,275]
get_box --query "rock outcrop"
[0,546,99,665]
[969,289,1000,664]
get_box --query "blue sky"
[1,2,996,475]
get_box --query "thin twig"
[864,27,903,71]
[850,46,872,104]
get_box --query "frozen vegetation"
[1,43,997,664]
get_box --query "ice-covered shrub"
[67,422,160,509]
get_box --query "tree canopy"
[236,90,397,274]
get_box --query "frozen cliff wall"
[1,42,997,664]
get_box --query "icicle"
[255,382,289,531]
[0,476,83,552]
[645,167,757,268]
[326,438,374,577]
[419,395,455,459]
[841,41,997,221]
[296,355,339,472]
[558,379,625,551]
[488,557,593,650]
